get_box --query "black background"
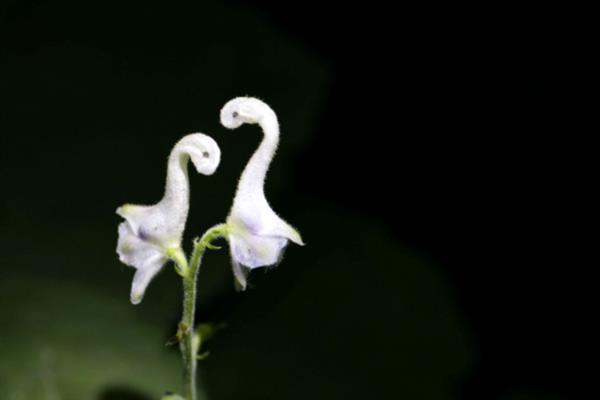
[0,1,576,399]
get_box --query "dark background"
[0,1,575,399]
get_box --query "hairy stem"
[180,263,200,400]
[179,224,228,400]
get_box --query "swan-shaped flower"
[220,97,304,290]
[117,133,221,304]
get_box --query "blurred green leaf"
[0,275,184,400]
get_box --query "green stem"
[178,224,227,400]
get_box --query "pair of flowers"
[116,97,304,304]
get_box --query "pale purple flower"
[220,97,304,289]
[117,133,220,304]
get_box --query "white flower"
[117,133,221,304]
[220,97,304,290]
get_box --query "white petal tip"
[130,292,143,305]
[220,97,266,129]
[232,260,248,291]
[290,231,305,246]
[180,133,221,176]
[292,231,305,246]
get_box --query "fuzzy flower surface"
[220,97,304,289]
[117,133,220,304]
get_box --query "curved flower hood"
[220,97,304,290]
[117,133,221,304]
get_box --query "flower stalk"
[176,224,227,400]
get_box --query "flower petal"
[176,134,221,176]
[262,213,304,246]
[229,231,287,269]
[231,258,249,291]
[117,222,167,305]
[130,252,166,305]
[230,198,304,246]
[116,204,151,236]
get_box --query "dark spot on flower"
[232,111,239,118]
[203,151,210,158]
[138,228,148,241]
